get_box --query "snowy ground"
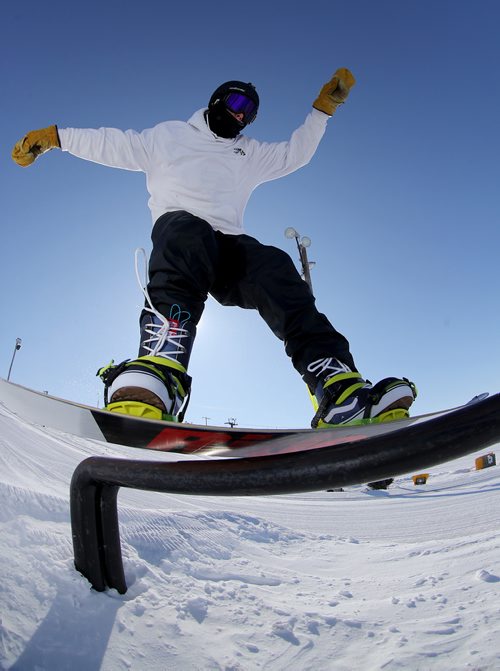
[0,401,499,671]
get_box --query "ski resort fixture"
[7,338,22,381]
[284,227,315,291]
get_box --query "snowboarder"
[11,69,416,427]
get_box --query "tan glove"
[11,125,60,167]
[313,68,356,116]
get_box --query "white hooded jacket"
[58,108,329,235]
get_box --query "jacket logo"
[233,148,246,156]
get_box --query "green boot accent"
[106,400,176,422]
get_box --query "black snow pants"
[146,211,355,390]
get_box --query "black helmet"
[206,81,259,139]
[208,81,259,126]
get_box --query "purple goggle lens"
[224,92,257,123]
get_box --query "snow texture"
[0,401,499,670]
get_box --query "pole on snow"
[7,338,22,381]
[284,227,315,292]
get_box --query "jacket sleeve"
[249,108,329,183]
[58,126,152,172]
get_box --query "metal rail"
[70,394,500,593]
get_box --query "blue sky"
[2,0,499,429]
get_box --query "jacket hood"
[187,108,241,141]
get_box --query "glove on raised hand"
[313,68,356,116]
[11,125,60,167]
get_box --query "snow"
[0,402,499,670]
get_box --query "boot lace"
[135,248,191,361]
[307,357,352,380]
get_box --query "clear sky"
[2,0,499,429]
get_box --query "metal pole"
[7,338,22,381]
[285,228,314,292]
[297,239,313,292]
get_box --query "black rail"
[70,394,500,593]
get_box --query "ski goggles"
[224,92,258,123]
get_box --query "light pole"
[7,338,22,381]
[225,418,238,428]
[284,227,315,292]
